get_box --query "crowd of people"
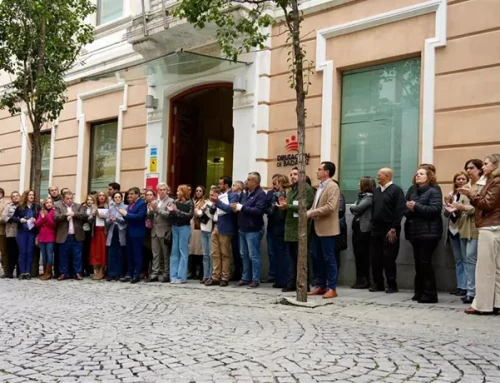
[0,154,500,315]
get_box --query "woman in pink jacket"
[35,198,57,280]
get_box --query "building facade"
[0,0,498,288]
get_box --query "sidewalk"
[173,280,468,311]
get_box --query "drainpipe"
[141,0,149,36]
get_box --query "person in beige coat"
[307,161,340,299]
[1,191,20,278]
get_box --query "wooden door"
[171,102,199,191]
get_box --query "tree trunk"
[32,124,42,201]
[289,0,308,303]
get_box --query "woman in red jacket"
[35,197,57,280]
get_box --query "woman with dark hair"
[443,172,469,296]
[460,154,500,315]
[106,192,127,281]
[349,176,376,289]
[168,184,194,283]
[404,168,443,303]
[142,189,156,279]
[457,159,486,304]
[188,185,206,280]
[11,190,40,280]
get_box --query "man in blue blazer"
[205,176,238,287]
[231,172,267,288]
[119,187,147,284]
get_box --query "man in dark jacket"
[370,168,405,293]
[231,172,266,288]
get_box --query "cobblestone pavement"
[1,279,500,383]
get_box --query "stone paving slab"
[0,278,498,383]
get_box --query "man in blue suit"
[119,187,147,284]
[205,177,238,287]
[232,172,267,289]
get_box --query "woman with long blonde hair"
[267,174,291,289]
[168,184,193,283]
[90,190,108,280]
[35,197,57,280]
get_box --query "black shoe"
[120,276,131,282]
[456,288,467,297]
[247,281,260,289]
[2,273,13,279]
[462,296,474,304]
[369,285,385,292]
[161,277,170,283]
[449,289,460,295]
[146,276,159,283]
[220,280,229,287]
[418,296,438,304]
[351,278,370,289]
[130,278,140,284]
[1,274,10,279]
[106,276,112,282]
[385,286,398,294]
[282,285,296,292]
[272,283,286,289]
[412,294,422,301]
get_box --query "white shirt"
[66,204,74,234]
[380,181,393,193]
[313,179,329,209]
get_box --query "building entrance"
[168,83,234,192]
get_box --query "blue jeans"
[461,238,478,297]
[266,229,276,279]
[39,242,55,265]
[310,228,337,290]
[59,235,83,276]
[126,235,143,280]
[201,230,212,279]
[239,230,263,282]
[449,233,466,290]
[17,231,36,274]
[170,225,191,282]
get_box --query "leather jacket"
[472,175,500,228]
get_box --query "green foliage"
[0,0,95,127]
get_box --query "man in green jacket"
[278,167,314,292]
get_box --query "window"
[30,131,52,199]
[89,120,118,193]
[339,58,421,202]
[97,0,123,25]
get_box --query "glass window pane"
[89,121,118,193]
[340,58,421,202]
[40,133,51,199]
[98,0,123,25]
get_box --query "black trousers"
[352,221,371,281]
[411,239,439,299]
[370,230,400,288]
[82,231,92,276]
[6,237,18,276]
[231,234,242,280]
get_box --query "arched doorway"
[167,83,234,191]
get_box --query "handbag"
[164,229,172,246]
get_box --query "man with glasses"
[307,162,340,299]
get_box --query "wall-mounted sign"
[149,146,158,172]
[276,135,310,167]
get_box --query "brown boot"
[91,266,99,280]
[46,264,52,280]
[40,265,49,280]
